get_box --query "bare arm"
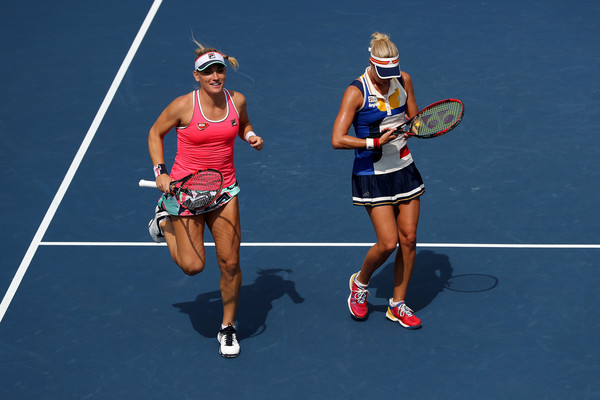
[148,93,192,193]
[332,84,398,149]
[401,72,418,119]
[231,90,263,151]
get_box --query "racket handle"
[139,179,157,188]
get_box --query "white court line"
[0,0,164,324]
[38,241,600,249]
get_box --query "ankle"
[354,273,368,287]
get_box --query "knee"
[377,240,399,255]
[177,257,206,276]
[399,231,417,249]
[218,258,241,279]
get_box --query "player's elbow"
[331,137,345,150]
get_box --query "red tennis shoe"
[386,300,422,329]
[347,272,369,320]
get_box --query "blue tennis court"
[1,0,599,399]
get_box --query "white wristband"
[365,138,374,150]
[245,131,257,142]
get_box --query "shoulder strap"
[398,75,405,89]
[350,77,368,112]
[349,79,364,96]
[224,89,240,118]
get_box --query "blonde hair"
[369,32,399,59]
[191,37,239,70]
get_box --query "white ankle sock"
[390,299,404,307]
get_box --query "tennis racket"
[139,169,224,210]
[396,99,464,139]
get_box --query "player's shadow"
[368,249,454,314]
[173,268,304,340]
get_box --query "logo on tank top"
[197,123,209,130]
[231,119,237,126]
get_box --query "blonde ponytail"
[369,32,399,59]
[191,37,239,70]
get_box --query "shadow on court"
[173,268,304,340]
[368,249,497,315]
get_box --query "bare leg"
[392,198,420,302]
[357,205,399,285]
[162,197,242,326]
[206,197,242,326]
[162,214,208,276]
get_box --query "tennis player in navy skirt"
[332,32,424,329]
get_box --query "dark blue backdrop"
[1,1,598,399]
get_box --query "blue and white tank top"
[351,68,414,176]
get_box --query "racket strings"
[172,171,223,210]
[184,173,223,192]
[412,101,463,138]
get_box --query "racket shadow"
[368,250,454,314]
[172,268,304,341]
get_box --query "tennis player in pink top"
[147,40,263,358]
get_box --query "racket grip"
[139,179,157,188]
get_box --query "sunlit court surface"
[1,0,599,398]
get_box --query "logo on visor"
[197,123,209,130]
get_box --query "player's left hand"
[379,127,398,145]
[248,135,264,151]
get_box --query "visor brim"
[374,65,401,79]
[196,60,226,71]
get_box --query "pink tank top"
[171,90,239,186]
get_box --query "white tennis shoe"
[148,205,170,243]
[217,324,240,358]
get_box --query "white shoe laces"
[396,302,414,317]
[352,287,369,304]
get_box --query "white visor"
[195,52,226,71]
[369,52,401,79]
